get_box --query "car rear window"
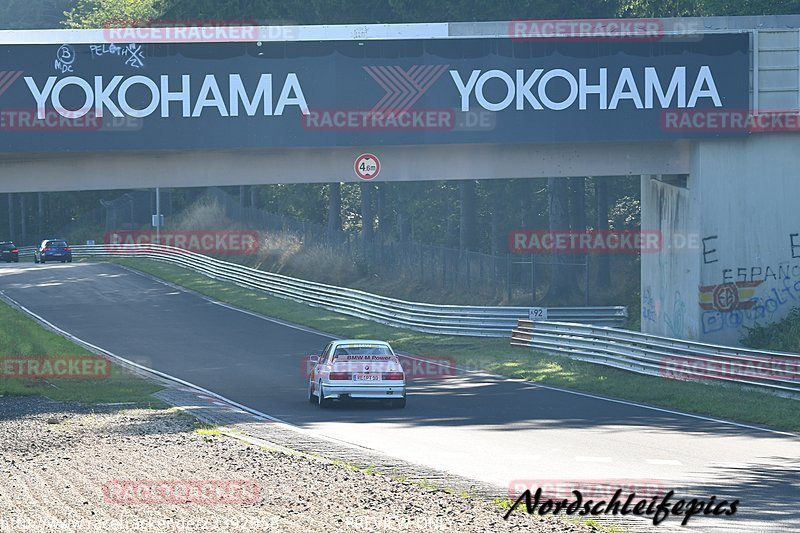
[333,345,393,357]
[47,241,68,247]
[0,243,15,251]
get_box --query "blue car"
[34,239,72,264]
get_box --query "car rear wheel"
[34,256,39,264]
[308,380,316,403]
[391,396,407,408]
[67,257,72,263]
[317,381,331,408]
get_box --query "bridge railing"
[64,243,627,337]
[511,319,800,396]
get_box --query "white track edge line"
[0,289,385,453]
[68,262,800,439]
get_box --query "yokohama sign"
[0,33,748,152]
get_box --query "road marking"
[576,456,612,463]
[709,462,751,469]
[0,291,371,453]
[114,264,336,340]
[646,459,682,466]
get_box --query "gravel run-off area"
[0,396,594,533]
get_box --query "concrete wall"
[641,175,701,340]
[642,133,800,345]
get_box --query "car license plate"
[353,373,380,381]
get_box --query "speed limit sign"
[354,153,380,180]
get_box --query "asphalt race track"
[1,262,798,532]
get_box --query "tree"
[359,182,373,242]
[375,183,391,238]
[0,0,75,29]
[594,177,611,289]
[546,177,578,302]
[7,194,15,242]
[63,0,160,28]
[459,180,477,252]
[327,182,342,234]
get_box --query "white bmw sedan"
[308,340,406,408]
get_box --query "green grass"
[0,299,166,406]
[193,423,223,436]
[741,306,800,353]
[109,258,800,432]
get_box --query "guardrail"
[511,320,800,396]
[16,246,36,256]
[56,244,627,337]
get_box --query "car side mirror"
[309,355,319,365]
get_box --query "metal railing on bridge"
[54,244,628,337]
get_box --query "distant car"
[0,241,19,263]
[308,340,406,408]
[34,239,72,264]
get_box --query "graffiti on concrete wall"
[699,233,800,334]
[642,287,656,323]
[664,290,686,337]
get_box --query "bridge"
[0,15,799,344]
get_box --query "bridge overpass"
[0,15,799,344]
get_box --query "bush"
[171,199,233,231]
[740,307,800,353]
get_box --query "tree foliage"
[0,0,75,29]
[62,0,160,28]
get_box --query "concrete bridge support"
[642,133,800,345]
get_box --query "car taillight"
[329,372,350,380]
[11,249,17,253]
[44,247,52,251]
[64,247,71,251]
[384,372,404,380]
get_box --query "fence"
[511,320,800,396]
[207,187,627,305]
[59,244,628,337]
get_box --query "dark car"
[34,239,72,264]
[0,241,19,263]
